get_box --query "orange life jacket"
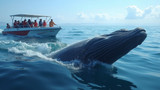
[43,21,47,27]
[34,22,38,27]
[49,21,54,27]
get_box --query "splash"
[0,39,64,61]
[56,59,115,73]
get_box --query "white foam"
[0,39,78,69]
[6,41,54,60]
[32,43,52,54]
[2,40,67,65]
[8,47,51,60]
[55,59,114,71]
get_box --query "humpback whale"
[50,28,147,64]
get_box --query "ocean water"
[0,24,159,90]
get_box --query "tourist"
[23,19,27,27]
[49,19,56,27]
[34,20,38,27]
[43,20,47,27]
[39,19,43,27]
[28,19,33,27]
[14,20,18,28]
[6,23,10,28]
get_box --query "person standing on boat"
[14,20,18,28]
[49,19,56,27]
[28,19,33,27]
[39,19,43,27]
[6,23,10,28]
[43,20,47,27]
[34,20,38,27]
[23,19,27,27]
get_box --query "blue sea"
[0,24,159,90]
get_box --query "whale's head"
[52,27,147,64]
[82,27,147,64]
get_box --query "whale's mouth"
[139,29,146,33]
[140,30,146,33]
[136,30,147,45]
[136,28,146,33]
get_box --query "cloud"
[149,5,160,18]
[77,13,89,19]
[77,13,110,20]
[125,5,152,19]
[75,5,160,24]
[76,12,127,24]
[125,5,160,19]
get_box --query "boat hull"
[2,27,61,37]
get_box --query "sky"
[0,0,160,25]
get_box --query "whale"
[50,28,147,64]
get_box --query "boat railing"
[6,25,59,30]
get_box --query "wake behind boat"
[2,14,61,37]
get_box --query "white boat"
[2,14,61,37]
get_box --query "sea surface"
[0,24,159,90]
